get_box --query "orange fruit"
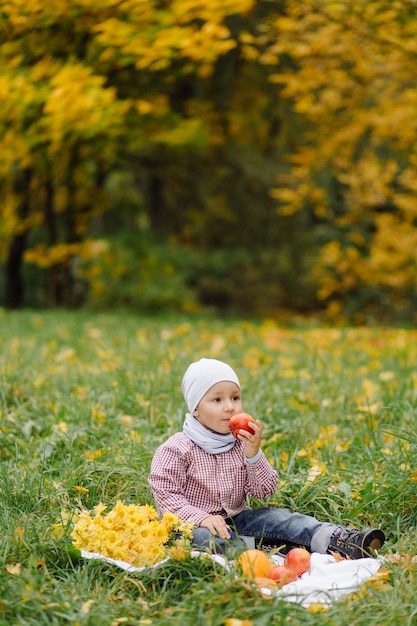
[229,413,256,438]
[284,548,311,576]
[267,565,298,585]
[236,549,271,579]
[254,576,279,591]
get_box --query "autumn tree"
[264,0,417,321]
[0,1,132,306]
[1,0,266,308]
[2,0,417,320]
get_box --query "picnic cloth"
[262,552,382,608]
[80,549,382,609]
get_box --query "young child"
[149,358,385,558]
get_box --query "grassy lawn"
[1,309,417,625]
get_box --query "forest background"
[1,0,417,324]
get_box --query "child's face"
[194,381,242,434]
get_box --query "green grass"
[1,309,417,625]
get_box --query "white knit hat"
[182,358,240,414]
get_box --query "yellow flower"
[168,539,191,561]
[69,501,193,567]
[307,603,328,613]
[73,485,89,494]
[85,449,105,460]
[162,511,179,528]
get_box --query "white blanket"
[80,549,382,609]
[262,552,382,608]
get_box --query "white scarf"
[183,413,236,454]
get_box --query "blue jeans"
[191,508,335,555]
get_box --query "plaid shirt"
[149,432,278,525]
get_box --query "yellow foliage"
[266,0,417,311]
[0,0,257,259]
[42,62,130,151]
[91,0,255,72]
[24,243,81,268]
[1,0,417,319]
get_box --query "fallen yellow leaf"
[73,485,89,494]
[329,550,351,562]
[5,563,22,575]
[384,553,417,565]
[370,567,391,580]
[80,599,94,614]
[307,602,328,613]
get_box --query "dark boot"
[328,526,385,559]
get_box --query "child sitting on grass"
[149,358,385,558]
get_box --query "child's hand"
[200,515,231,539]
[238,419,262,459]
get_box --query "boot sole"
[362,529,385,555]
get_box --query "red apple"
[284,548,311,577]
[229,413,256,438]
[267,565,297,585]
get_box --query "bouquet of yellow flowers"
[71,500,194,567]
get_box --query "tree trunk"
[5,168,32,309]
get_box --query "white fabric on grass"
[263,552,382,608]
[80,549,382,609]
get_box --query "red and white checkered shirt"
[149,432,278,525]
